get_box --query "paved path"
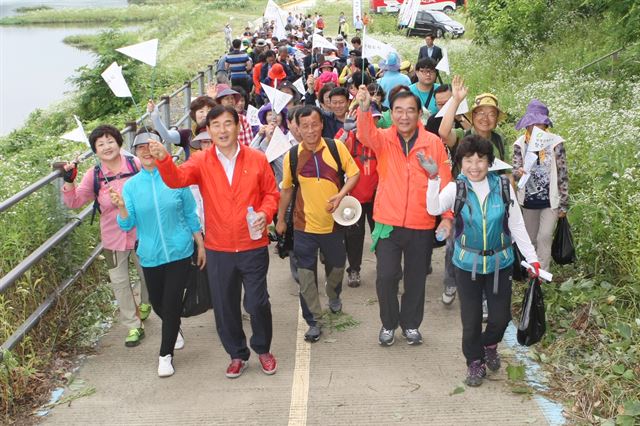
[44,236,549,425]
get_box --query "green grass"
[0,5,162,25]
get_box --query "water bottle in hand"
[246,206,262,240]
[435,227,449,242]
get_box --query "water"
[0,0,128,136]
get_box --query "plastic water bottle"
[246,206,262,240]
[435,227,449,242]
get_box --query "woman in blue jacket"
[424,135,540,387]
[111,130,204,378]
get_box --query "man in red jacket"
[355,85,453,347]
[149,105,280,379]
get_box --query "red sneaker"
[258,352,277,375]
[225,359,247,379]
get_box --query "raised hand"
[451,75,468,103]
[355,84,371,111]
[62,161,78,183]
[416,151,439,179]
[109,187,125,208]
[146,99,156,113]
[148,139,169,161]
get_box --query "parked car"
[406,10,465,38]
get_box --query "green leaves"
[506,364,526,381]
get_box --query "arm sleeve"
[155,153,201,188]
[117,183,136,231]
[507,185,539,264]
[356,108,385,154]
[256,156,280,224]
[305,90,317,105]
[426,180,456,215]
[180,188,202,233]
[150,107,181,145]
[434,137,454,220]
[281,152,293,190]
[512,144,523,179]
[62,168,96,209]
[555,143,569,212]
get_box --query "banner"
[398,0,420,27]
[352,0,362,26]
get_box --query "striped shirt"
[225,49,251,80]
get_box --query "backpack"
[453,174,513,236]
[91,155,139,224]
[289,138,344,189]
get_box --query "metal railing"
[0,63,217,360]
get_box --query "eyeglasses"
[473,111,498,120]
[418,69,436,75]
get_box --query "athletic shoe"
[441,286,457,305]
[304,325,322,342]
[225,359,247,379]
[258,353,278,375]
[328,298,343,314]
[465,360,486,387]
[378,327,395,346]
[347,270,361,288]
[482,299,488,323]
[139,303,152,321]
[124,328,145,347]
[174,330,184,350]
[158,354,174,377]
[402,328,423,345]
[484,344,501,372]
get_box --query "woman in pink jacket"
[62,125,150,348]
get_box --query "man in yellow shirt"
[276,105,360,342]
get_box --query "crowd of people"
[61,17,568,387]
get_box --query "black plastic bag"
[511,243,528,281]
[181,252,211,318]
[517,278,546,346]
[552,217,576,265]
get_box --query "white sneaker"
[158,354,174,377]
[174,331,184,350]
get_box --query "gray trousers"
[104,249,149,330]
[522,208,558,271]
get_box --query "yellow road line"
[287,307,311,426]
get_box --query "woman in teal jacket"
[112,130,204,378]
[424,135,540,387]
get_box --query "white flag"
[101,62,133,98]
[435,97,469,118]
[312,33,337,51]
[262,84,293,114]
[361,34,397,60]
[529,126,563,152]
[61,115,89,146]
[517,151,539,189]
[436,48,450,74]
[246,105,262,127]
[116,39,158,67]
[265,127,292,162]
[488,158,513,172]
[264,0,287,39]
[292,77,306,95]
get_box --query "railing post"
[124,121,137,152]
[183,81,192,129]
[197,71,205,96]
[207,65,214,84]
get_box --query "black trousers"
[142,256,191,357]
[345,201,375,273]
[206,247,272,360]
[455,266,512,365]
[375,227,434,330]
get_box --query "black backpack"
[91,156,139,224]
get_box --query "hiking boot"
[402,328,423,345]
[225,359,247,379]
[378,327,395,346]
[174,330,184,350]
[139,303,152,321]
[484,344,501,372]
[441,286,457,305]
[347,270,361,288]
[125,328,145,347]
[258,353,278,375]
[328,298,342,314]
[304,325,322,342]
[158,354,174,377]
[482,299,488,323]
[465,360,486,387]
